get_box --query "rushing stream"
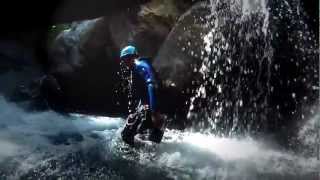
[0,97,318,179]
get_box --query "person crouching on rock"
[118,45,164,146]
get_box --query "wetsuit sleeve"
[136,61,157,112]
[147,83,156,112]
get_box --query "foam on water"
[0,96,318,179]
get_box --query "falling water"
[186,0,318,139]
[187,0,272,135]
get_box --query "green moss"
[47,24,72,46]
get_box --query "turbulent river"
[0,97,318,180]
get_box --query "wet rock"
[49,18,123,114]
[48,1,195,116]
[53,0,152,23]
[153,2,211,90]
[0,39,44,104]
[108,0,192,58]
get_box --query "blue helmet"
[120,45,138,60]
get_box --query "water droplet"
[227,58,232,64]
[218,85,222,93]
[239,100,243,107]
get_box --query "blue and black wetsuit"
[121,57,163,145]
[128,57,157,114]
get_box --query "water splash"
[111,129,319,180]
[0,96,318,179]
[298,112,320,158]
[187,0,274,135]
[186,0,318,138]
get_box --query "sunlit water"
[0,97,318,180]
[186,0,318,136]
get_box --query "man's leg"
[121,113,140,145]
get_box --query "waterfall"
[186,0,318,138]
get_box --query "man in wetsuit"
[118,45,164,146]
